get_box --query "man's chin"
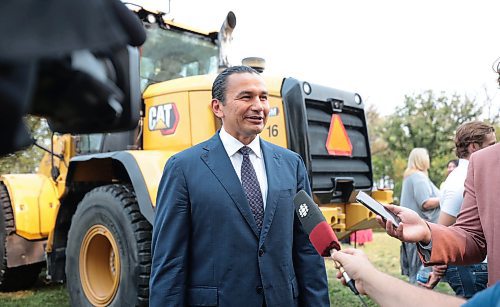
[243,123,263,133]
[240,130,262,139]
[253,126,265,135]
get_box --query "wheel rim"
[79,224,121,306]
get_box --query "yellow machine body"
[142,74,287,152]
[0,174,59,240]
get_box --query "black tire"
[65,184,152,306]
[0,183,43,291]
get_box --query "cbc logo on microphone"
[298,203,309,217]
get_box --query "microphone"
[294,190,359,295]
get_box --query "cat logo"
[148,103,179,135]
[325,114,352,156]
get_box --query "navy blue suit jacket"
[150,133,329,306]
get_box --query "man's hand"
[432,264,447,277]
[331,248,377,295]
[418,272,440,289]
[418,264,447,289]
[376,205,432,243]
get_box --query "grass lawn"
[0,279,69,307]
[0,231,453,306]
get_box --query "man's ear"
[212,99,224,119]
[468,142,480,153]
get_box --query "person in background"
[332,248,500,307]
[400,148,440,284]
[349,229,373,247]
[150,66,329,306]
[446,159,459,177]
[378,136,500,286]
[423,121,495,297]
[439,159,459,189]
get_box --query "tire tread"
[66,184,152,306]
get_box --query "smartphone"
[356,191,400,227]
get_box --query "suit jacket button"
[256,286,263,294]
[258,249,264,257]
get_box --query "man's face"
[212,72,269,144]
[446,162,457,175]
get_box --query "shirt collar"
[219,127,262,158]
[458,158,469,169]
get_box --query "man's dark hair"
[447,159,459,168]
[455,121,495,158]
[212,65,259,105]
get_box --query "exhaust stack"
[218,11,236,70]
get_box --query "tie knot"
[239,146,251,156]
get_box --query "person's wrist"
[360,265,383,296]
[356,262,377,283]
[422,221,432,244]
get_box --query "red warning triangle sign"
[325,114,352,156]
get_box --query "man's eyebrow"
[236,91,252,97]
[236,90,268,96]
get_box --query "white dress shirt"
[219,127,268,209]
[440,159,469,218]
[439,158,487,263]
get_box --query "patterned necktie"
[239,146,264,232]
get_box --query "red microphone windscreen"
[309,221,341,256]
[294,190,341,257]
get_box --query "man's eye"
[260,96,268,101]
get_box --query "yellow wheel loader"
[0,5,391,306]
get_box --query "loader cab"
[138,12,219,90]
[67,9,222,155]
[75,134,104,154]
[75,131,139,154]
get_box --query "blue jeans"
[445,263,488,299]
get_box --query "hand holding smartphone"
[356,191,400,227]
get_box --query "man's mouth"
[246,115,264,121]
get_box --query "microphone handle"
[330,250,359,295]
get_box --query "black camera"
[0,0,146,155]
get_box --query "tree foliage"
[0,117,51,174]
[369,90,485,202]
[384,91,480,159]
[366,105,397,190]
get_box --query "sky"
[133,0,500,115]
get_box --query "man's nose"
[251,97,265,111]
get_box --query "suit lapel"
[259,140,281,245]
[200,133,260,238]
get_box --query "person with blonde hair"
[400,148,440,284]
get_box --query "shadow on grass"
[0,272,69,307]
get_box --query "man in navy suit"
[150,66,329,306]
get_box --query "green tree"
[366,105,395,188]
[0,116,51,174]
[377,91,482,202]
